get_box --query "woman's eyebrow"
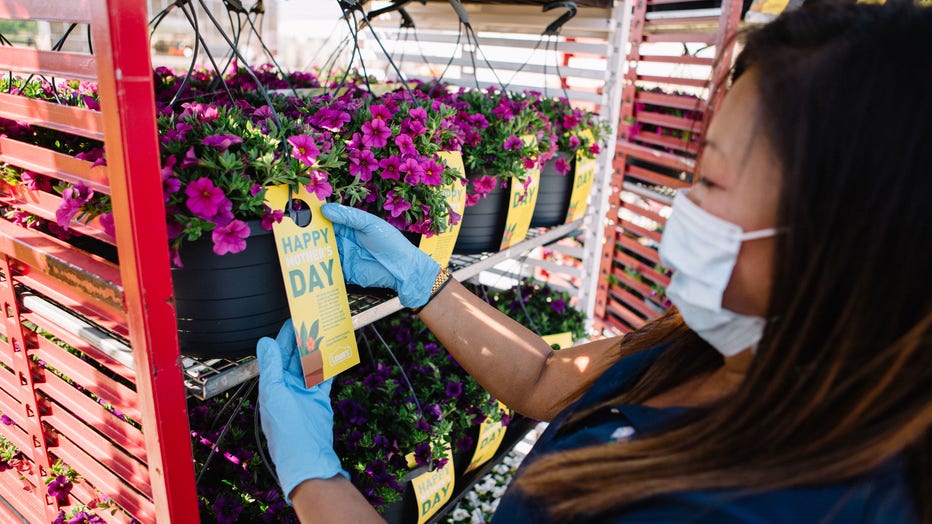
[701,138,720,151]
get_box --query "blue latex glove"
[257,320,349,503]
[321,203,440,309]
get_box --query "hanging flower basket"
[530,151,575,227]
[172,221,289,359]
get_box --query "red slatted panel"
[0,1,198,522]
[0,92,105,141]
[0,0,92,23]
[0,138,111,194]
[594,2,743,334]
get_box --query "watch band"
[412,267,453,314]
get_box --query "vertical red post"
[89,1,199,521]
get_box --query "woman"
[256,5,930,523]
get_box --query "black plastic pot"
[172,221,289,359]
[530,153,575,227]
[453,174,509,254]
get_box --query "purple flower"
[468,113,489,129]
[179,146,199,170]
[590,143,601,155]
[67,511,105,524]
[212,220,250,256]
[409,106,428,121]
[180,102,219,121]
[0,414,13,425]
[261,208,284,231]
[253,105,275,119]
[306,171,333,200]
[21,171,50,192]
[465,193,480,207]
[185,178,226,219]
[456,434,475,452]
[563,112,581,129]
[445,381,463,399]
[47,475,72,500]
[373,434,391,449]
[213,497,244,524]
[569,135,581,149]
[413,442,431,467]
[369,104,393,120]
[55,183,94,229]
[288,135,320,167]
[492,102,514,120]
[82,95,100,111]
[53,510,66,524]
[99,213,115,238]
[554,156,571,175]
[550,298,567,313]
[472,175,497,196]
[426,403,443,422]
[312,107,351,131]
[160,155,177,181]
[412,158,440,188]
[361,118,393,149]
[349,149,378,181]
[394,133,418,156]
[201,134,243,152]
[383,190,411,218]
[400,158,423,185]
[402,118,426,136]
[503,135,523,151]
[161,123,191,145]
[210,197,234,226]
[379,155,402,181]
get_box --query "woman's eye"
[697,178,715,188]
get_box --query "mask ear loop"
[740,228,782,241]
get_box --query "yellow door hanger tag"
[542,331,574,350]
[502,135,542,250]
[567,155,596,222]
[415,152,467,267]
[411,444,455,524]
[264,184,359,388]
[466,401,511,473]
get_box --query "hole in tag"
[287,198,313,228]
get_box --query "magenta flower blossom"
[472,175,497,196]
[306,171,333,200]
[369,104,393,120]
[67,511,105,524]
[161,122,192,144]
[402,118,426,136]
[468,113,489,129]
[383,190,411,218]
[288,135,320,167]
[47,475,73,500]
[211,220,250,255]
[399,157,424,185]
[179,102,219,121]
[99,213,115,238]
[21,171,50,192]
[563,112,581,129]
[394,133,417,156]
[82,95,100,111]
[569,135,581,149]
[250,184,263,197]
[163,177,181,200]
[554,156,571,175]
[590,143,601,155]
[179,146,199,170]
[409,218,433,236]
[408,106,428,121]
[184,177,226,219]
[420,159,444,186]
[523,156,537,169]
[503,135,523,151]
[261,208,284,231]
[312,107,351,131]
[492,102,514,120]
[210,197,234,226]
[465,193,480,207]
[347,132,365,152]
[160,155,177,181]
[349,149,378,181]
[55,183,94,229]
[0,414,13,425]
[201,134,243,152]
[378,156,402,181]
[550,298,567,313]
[361,119,392,149]
[75,147,106,167]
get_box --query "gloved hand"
[257,320,349,503]
[321,203,440,309]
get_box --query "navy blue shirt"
[493,344,917,523]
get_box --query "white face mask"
[658,190,779,357]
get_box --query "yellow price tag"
[566,130,596,223]
[415,152,467,267]
[265,185,360,388]
[465,402,510,473]
[411,445,455,524]
[542,332,574,350]
[501,135,542,249]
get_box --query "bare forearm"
[417,279,559,418]
[291,475,385,524]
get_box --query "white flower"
[493,486,506,498]
[451,508,470,521]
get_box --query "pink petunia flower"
[82,95,100,111]
[523,157,537,169]
[394,134,418,156]
[55,183,94,229]
[21,171,51,192]
[590,143,601,155]
[472,175,498,196]
[179,146,200,170]
[383,190,411,218]
[568,135,581,149]
[554,156,571,175]
[306,171,333,200]
[185,177,226,219]
[349,149,378,181]
[402,118,426,136]
[379,156,402,181]
[408,107,428,121]
[99,213,115,237]
[369,104,393,120]
[261,208,284,231]
[288,135,320,167]
[201,134,243,152]
[361,119,392,149]
[211,219,250,256]
[465,193,481,207]
[161,123,192,145]
[209,197,234,226]
[400,158,424,186]
[160,155,177,181]
[503,135,523,151]
[448,210,462,227]
[420,159,444,186]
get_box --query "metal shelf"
[19,221,583,400]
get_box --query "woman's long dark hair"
[516,5,932,522]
